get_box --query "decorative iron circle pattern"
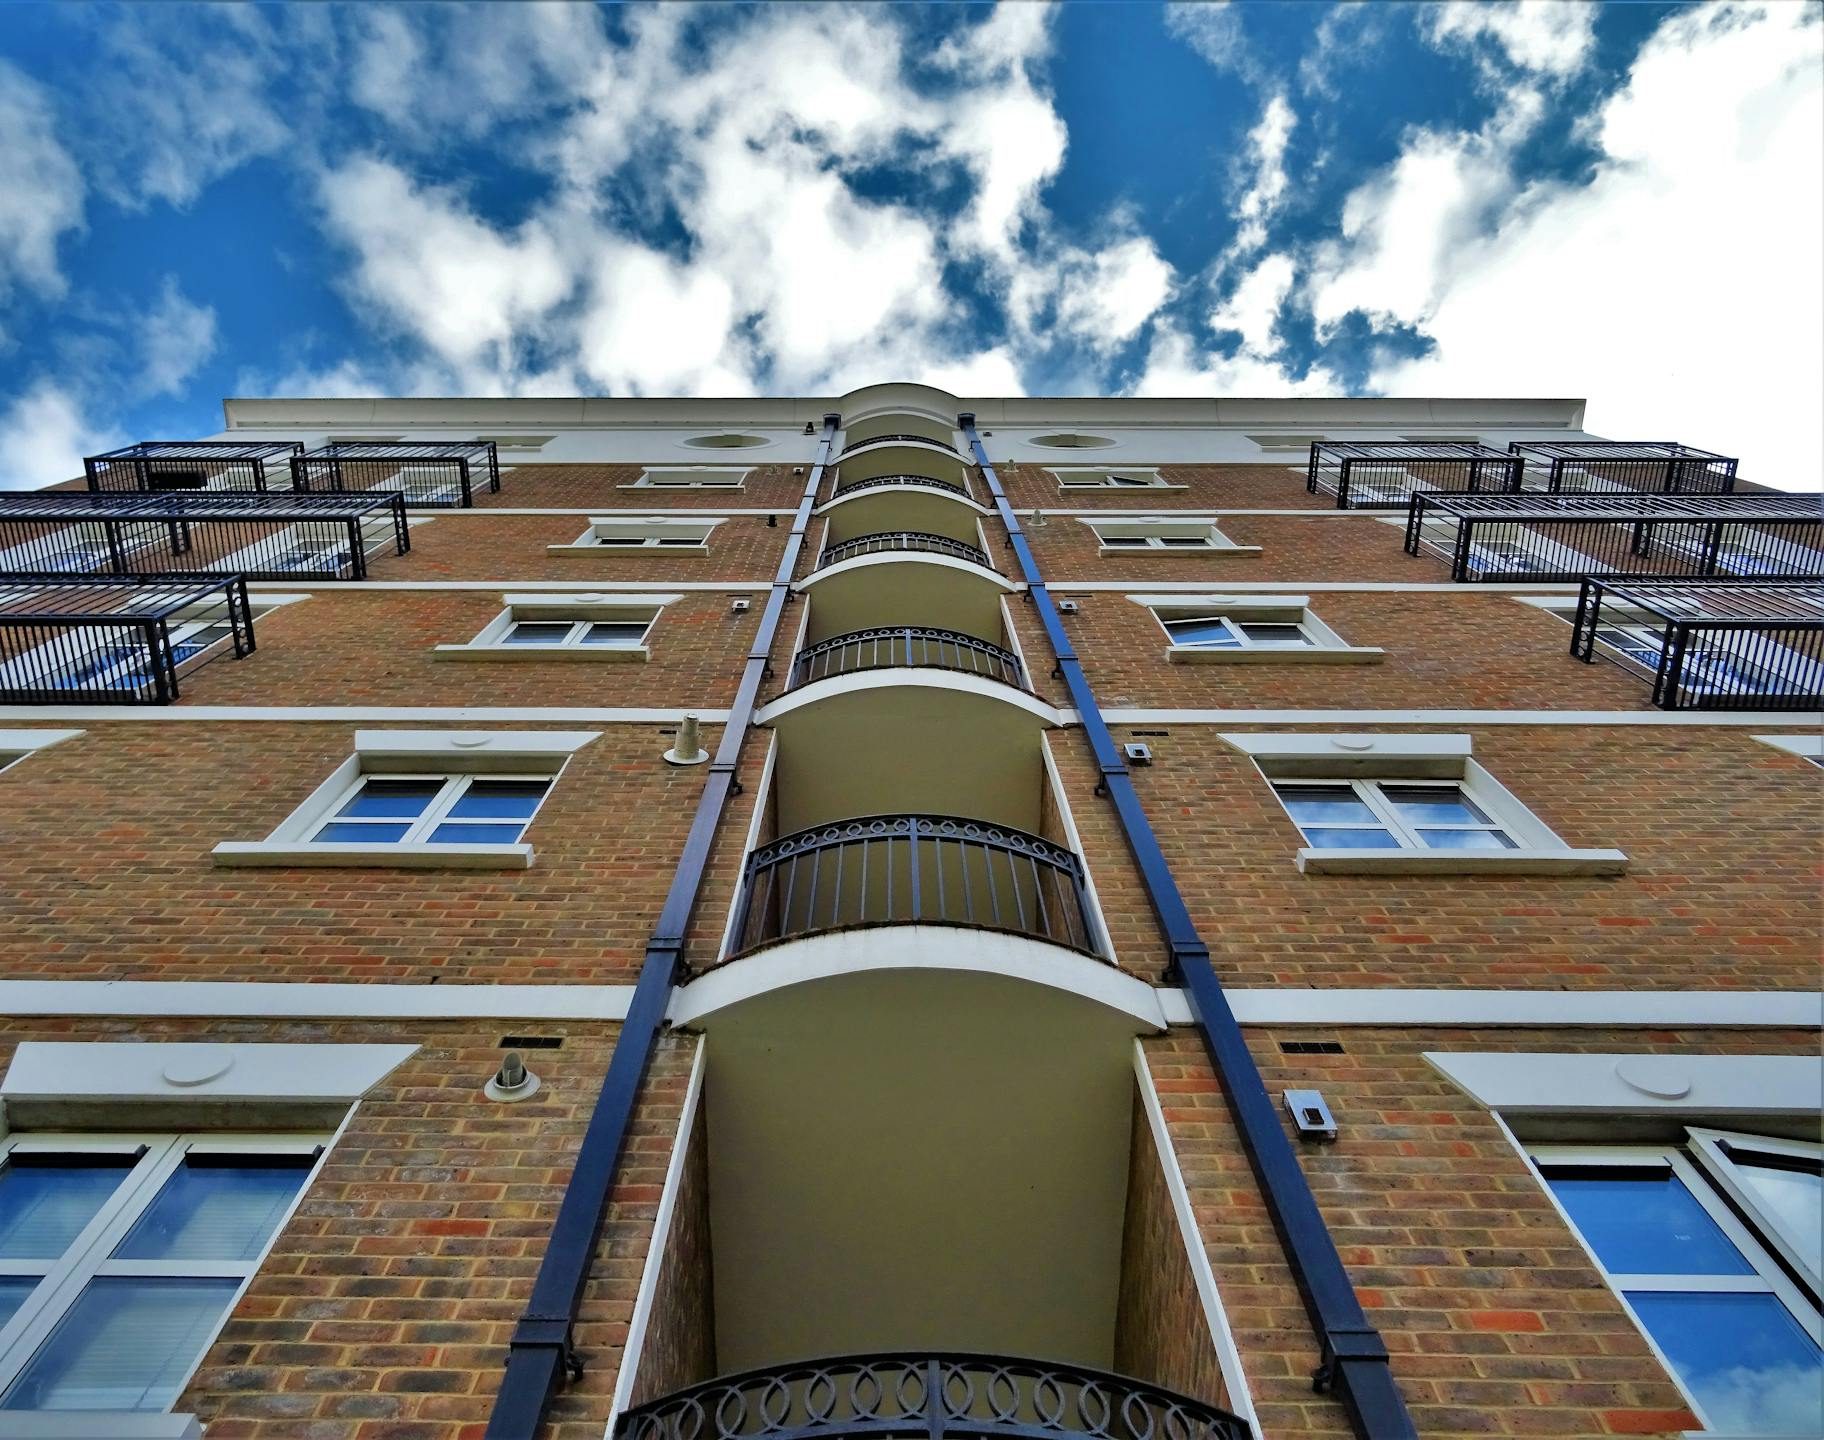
[617,1354,1250,1440]
[839,434,961,456]
[789,627,1025,691]
[835,474,970,498]
[747,814,1081,874]
[819,531,992,571]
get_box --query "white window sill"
[1058,484,1188,493]
[547,544,708,555]
[213,841,534,870]
[1297,847,1628,877]
[616,483,744,492]
[0,1414,201,1439]
[1098,545,1262,558]
[432,644,649,663]
[1170,645,1384,666]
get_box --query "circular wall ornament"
[683,433,768,449]
[161,1049,233,1088]
[1029,433,1117,450]
[1614,1056,1692,1099]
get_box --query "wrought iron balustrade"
[818,531,994,571]
[1508,441,1738,495]
[292,440,501,508]
[789,627,1025,690]
[731,814,1097,957]
[840,432,961,456]
[0,491,409,581]
[1404,492,1824,583]
[617,1353,1250,1440]
[1306,441,1521,510]
[1571,577,1824,710]
[85,440,305,494]
[833,473,971,499]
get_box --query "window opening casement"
[438,595,672,662]
[630,468,747,490]
[1165,614,1313,648]
[0,1131,325,1418]
[1085,518,1257,555]
[475,435,554,454]
[1223,732,1627,875]
[1142,595,1381,664]
[1532,1135,1822,1437]
[554,518,722,553]
[1052,468,1170,490]
[307,773,553,846]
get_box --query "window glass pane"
[1158,536,1207,547]
[1380,786,1492,825]
[1730,1154,1822,1278]
[313,821,411,844]
[1418,829,1516,851]
[1102,535,1146,547]
[656,536,703,547]
[1164,619,1238,647]
[503,622,573,645]
[112,1158,310,1263]
[1239,623,1312,645]
[0,1159,134,1259]
[1547,1170,1755,1276]
[427,822,526,844]
[1302,827,1402,849]
[580,623,649,645]
[1625,1291,1823,1436]
[595,536,643,546]
[0,1276,238,1412]
[335,779,440,819]
[1275,787,1380,826]
[444,780,548,820]
[0,1277,37,1332]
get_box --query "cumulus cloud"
[1229,94,1296,259]
[135,278,218,399]
[1133,319,1338,398]
[1423,1,1597,78]
[0,62,84,307]
[1211,254,1296,354]
[0,381,121,491]
[1164,1,1254,78]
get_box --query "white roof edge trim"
[0,1041,420,1105]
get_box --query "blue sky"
[0,1,1818,486]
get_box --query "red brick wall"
[369,511,789,584]
[628,1078,717,1407]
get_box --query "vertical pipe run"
[958,415,1418,1440]
[485,413,843,1440]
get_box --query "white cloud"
[1048,235,1176,352]
[135,278,218,399]
[1164,1,1253,77]
[1132,320,1339,397]
[576,243,749,396]
[1211,253,1296,353]
[0,381,122,491]
[1230,94,1296,258]
[1424,1,1597,78]
[0,62,85,306]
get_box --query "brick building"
[0,384,1817,1440]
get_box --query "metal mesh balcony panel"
[292,441,500,508]
[1571,578,1824,710]
[84,441,306,494]
[1403,492,1824,583]
[0,574,255,704]
[789,627,1026,691]
[1508,441,1738,495]
[818,531,994,571]
[0,491,409,581]
[1305,441,1521,509]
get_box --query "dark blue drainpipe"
[484,414,843,1440]
[958,415,1417,1440]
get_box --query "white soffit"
[1424,1051,1823,1116]
[0,1042,419,1105]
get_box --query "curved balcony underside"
[798,548,1014,645]
[617,1352,1250,1440]
[788,627,1026,692]
[818,485,986,549]
[730,813,1097,959]
[833,472,971,500]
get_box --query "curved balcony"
[790,627,1025,692]
[730,815,1097,958]
[841,432,961,457]
[820,531,994,572]
[836,472,970,499]
[617,1353,1250,1440]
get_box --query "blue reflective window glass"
[579,623,648,645]
[1381,786,1491,825]
[1165,619,1238,647]
[112,1158,310,1263]
[313,821,411,844]
[503,622,572,645]
[0,1277,36,1332]
[1276,788,1379,826]
[444,780,547,820]
[1627,1291,1823,1436]
[0,1160,134,1260]
[1301,826,1401,849]
[1732,1157,1822,1280]
[335,779,439,819]
[1418,829,1516,851]
[428,822,525,844]
[1547,1170,1755,1276]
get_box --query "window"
[1532,600,1816,699]
[1246,432,1327,453]
[475,434,554,454]
[1,600,254,696]
[439,595,670,660]
[1166,615,1313,648]
[1272,779,1518,852]
[1053,468,1168,490]
[1086,519,1255,554]
[308,773,552,846]
[500,618,650,648]
[554,518,721,552]
[1533,1134,1821,1436]
[0,1132,322,1415]
[631,468,747,488]
[1141,596,1377,663]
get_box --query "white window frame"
[1528,1137,1822,1436]
[1269,776,1521,852]
[1138,594,1382,665]
[626,468,747,490]
[550,519,723,554]
[302,771,554,847]
[1050,468,1177,491]
[1686,1127,1823,1296]
[0,1130,329,1418]
[1082,517,1259,556]
[436,594,674,663]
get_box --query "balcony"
[292,441,501,508]
[821,531,994,572]
[1571,578,1824,710]
[789,627,1025,692]
[730,814,1096,958]
[1509,440,1738,495]
[1306,440,1521,509]
[0,575,255,704]
[836,472,969,500]
[0,491,409,581]
[1403,492,1824,582]
[841,432,961,458]
[84,440,304,493]
[618,1354,1250,1440]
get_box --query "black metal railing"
[840,432,960,456]
[1404,492,1824,583]
[1307,441,1521,510]
[0,492,409,581]
[833,472,971,499]
[1571,577,1824,710]
[790,627,1025,690]
[85,441,305,494]
[292,441,500,508]
[0,574,255,704]
[731,814,1097,957]
[1509,441,1738,495]
[617,1354,1250,1440]
[819,531,993,571]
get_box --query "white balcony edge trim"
[816,485,988,517]
[795,549,1017,595]
[0,707,732,722]
[752,667,1065,728]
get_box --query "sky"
[0,0,1818,488]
